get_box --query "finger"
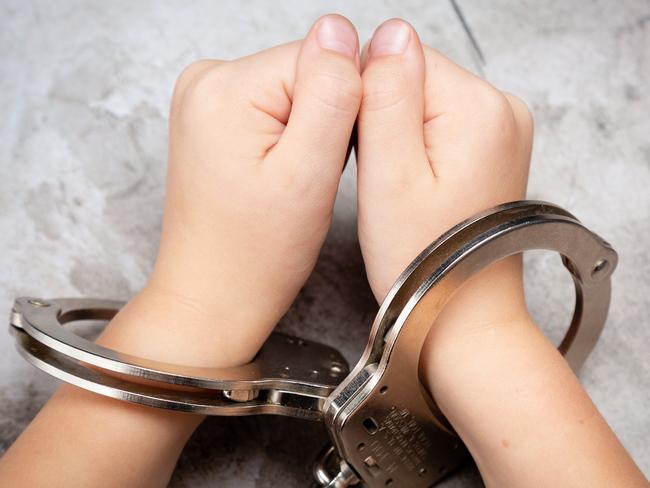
[269,14,362,184]
[357,19,430,191]
[421,46,524,181]
[422,45,486,121]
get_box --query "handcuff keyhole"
[362,417,379,435]
[379,385,388,394]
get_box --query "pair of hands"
[100,15,533,369]
[5,16,647,488]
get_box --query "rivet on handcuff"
[8,200,617,488]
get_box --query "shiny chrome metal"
[10,298,348,419]
[8,201,617,487]
[313,445,360,488]
[323,201,617,487]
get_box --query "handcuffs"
[9,201,617,487]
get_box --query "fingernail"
[369,19,410,57]
[316,15,358,59]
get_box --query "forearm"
[422,260,648,487]
[0,385,200,488]
[0,284,255,488]
[0,14,363,487]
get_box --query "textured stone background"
[1,0,648,486]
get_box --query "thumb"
[270,15,362,183]
[357,19,429,191]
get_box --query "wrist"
[420,255,532,400]
[428,255,529,338]
[97,281,271,369]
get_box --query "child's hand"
[99,15,362,367]
[4,17,645,488]
[356,19,533,328]
[354,21,647,488]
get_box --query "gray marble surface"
[0,1,648,486]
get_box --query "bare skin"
[0,14,647,488]
[356,18,648,488]
[0,14,363,488]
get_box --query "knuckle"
[504,92,534,137]
[174,60,219,97]
[172,59,229,107]
[170,60,231,126]
[467,84,519,144]
[170,60,235,124]
[474,84,514,121]
[362,66,412,112]
[305,66,362,113]
[185,61,232,99]
[176,60,214,86]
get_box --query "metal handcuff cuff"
[9,200,617,488]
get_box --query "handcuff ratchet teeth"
[8,201,617,487]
